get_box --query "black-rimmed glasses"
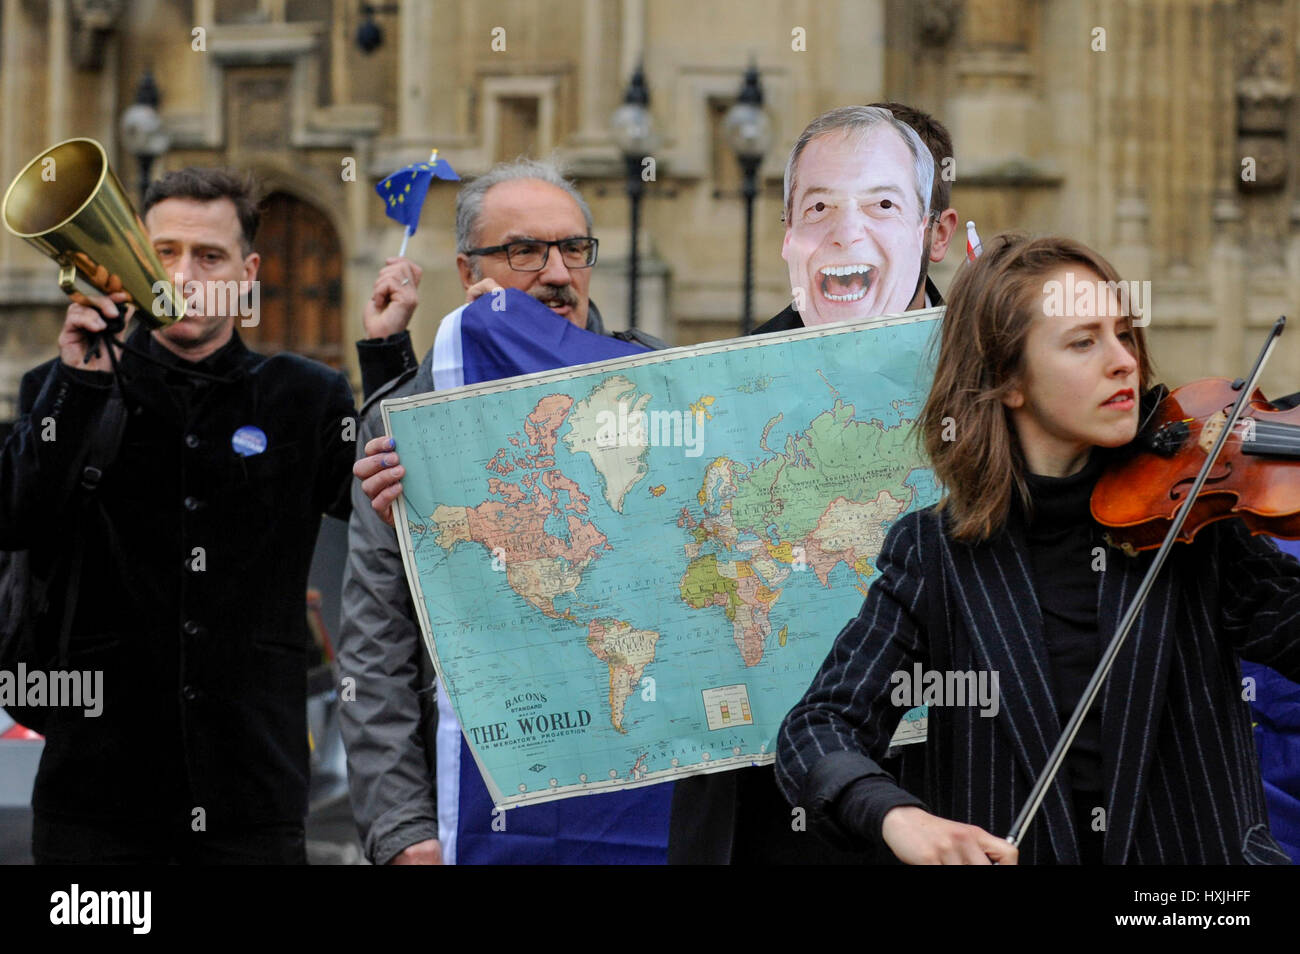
[462,236,599,271]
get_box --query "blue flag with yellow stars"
[375,153,459,235]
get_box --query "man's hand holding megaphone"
[58,291,131,373]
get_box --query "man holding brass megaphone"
[0,141,363,864]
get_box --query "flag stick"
[966,220,983,261]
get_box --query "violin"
[1091,377,1300,554]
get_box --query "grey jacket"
[338,302,663,864]
[338,344,439,865]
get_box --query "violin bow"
[1004,315,1288,853]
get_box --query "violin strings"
[1165,421,1300,452]
[1183,432,1300,444]
[1149,415,1300,458]
[1179,420,1297,437]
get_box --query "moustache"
[529,284,579,309]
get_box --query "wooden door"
[246,192,343,367]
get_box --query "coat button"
[183,496,201,511]
[182,685,200,701]
[184,434,200,449]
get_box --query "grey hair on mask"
[783,105,934,227]
[455,157,594,260]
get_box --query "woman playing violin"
[776,233,1300,864]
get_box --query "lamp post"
[118,70,169,208]
[356,2,400,54]
[724,62,771,335]
[610,65,655,331]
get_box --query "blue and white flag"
[432,288,648,389]
[1247,535,1300,862]
[430,289,672,864]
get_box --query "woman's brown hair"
[917,233,1156,543]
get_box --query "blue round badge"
[231,425,268,457]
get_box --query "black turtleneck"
[1022,454,1107,863]
[146,327,241,376]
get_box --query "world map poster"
[383,307,942,808]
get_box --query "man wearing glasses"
[458,228,599,329]
[354,161,660,397]
[340,158,663,865]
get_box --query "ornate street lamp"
[724,61,771,335]
[119,70,170,208]
[610,65,655,331]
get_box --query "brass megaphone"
[2,137,184,326]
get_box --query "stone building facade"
[2,0,1298,416]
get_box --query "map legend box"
[703,684,754,731]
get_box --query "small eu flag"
[374,150,460,237]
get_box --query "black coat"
[777,505,1300,864]
[0,324,356,827]
[749,276,945,337]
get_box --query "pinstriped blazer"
[775,504,1300,864]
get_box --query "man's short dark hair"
[142,168,261,255]
[869,102,953,217]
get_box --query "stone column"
[573,0,616,148]
[1110,0,1152,298]
[1206,0,1244,379]
[946,0,1039,177]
